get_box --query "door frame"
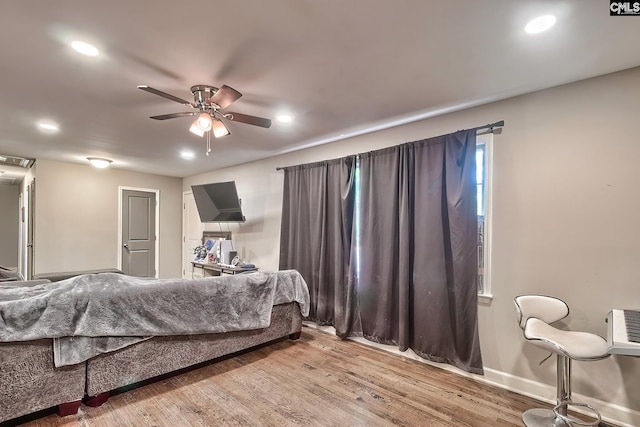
[182,191,190,279]
[18,192,23,277]
[117,186,160,277]
[182,190,205,278]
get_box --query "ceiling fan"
[138,84,271,146]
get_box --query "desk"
[191,261,258,278]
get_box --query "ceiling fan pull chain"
[206,131,212,156]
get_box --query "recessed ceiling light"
[525,15,556,34]
[87,157,112,168]
[277,114,293,123]
[71,41,99,56]
[37,121,59,132]
[180,150,195,160]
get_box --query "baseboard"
[479,368,640,427]
[302,322,640,427]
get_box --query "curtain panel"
[279,157,360,337]
[278,129,483,374]
[356,129,482,374]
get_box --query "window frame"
[476,133,493,303]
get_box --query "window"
[352,133,492,301]
[476,133,493,301]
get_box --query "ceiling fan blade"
[150,112,196,120]
[225,112,272,128]
[138,85,196,108]
[210,85,242,109]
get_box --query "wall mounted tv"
[191,181,246,223]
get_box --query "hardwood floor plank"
[9,327,618,427]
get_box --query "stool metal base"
[523,408,572,427]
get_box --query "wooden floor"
[9,327,613,427]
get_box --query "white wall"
[184,66,640,425]
[0,184,19,268]
[35,159,183,278]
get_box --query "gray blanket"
[0,270,309,366]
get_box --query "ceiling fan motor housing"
[190,85,219,107]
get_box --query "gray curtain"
[356,129,482,374]
[279,157,360,337]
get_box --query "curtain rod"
[276,120,504,171]
[475,120,504,135]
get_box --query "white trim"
[182,191,191,279]
[477,133,493,300]
[18,192,23,278]
[117,186,160,278]
[478,293,493,305]
[303,322,639,427]
[479,368,640,427]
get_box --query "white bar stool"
[514,295,610,427]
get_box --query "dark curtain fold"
[279,157,360,337]
[356,130,483,374]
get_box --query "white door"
[183,191,204,278]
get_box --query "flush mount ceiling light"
[525,15,556,34]
[71,40,99,56]
[37,121,59,132]
[87,157,112,168]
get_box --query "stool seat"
[524,318,609,361]
[515,295,610,427]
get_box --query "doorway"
[118,187,159,277]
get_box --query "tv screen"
[191,181,245,222]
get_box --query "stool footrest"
[553,401,602,426]
[522,408,571,427]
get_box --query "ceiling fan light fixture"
[212,119,230,138]
[189,120,205,137]
[196,113,213,131]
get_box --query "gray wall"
[184,67,640,425]
[0,184,19,268]
[34,159,183,278]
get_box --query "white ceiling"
[1,1,639,178]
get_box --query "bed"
[0,270,309,423]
